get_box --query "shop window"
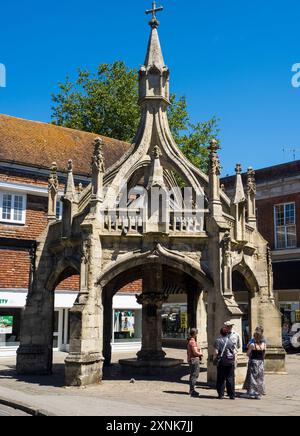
[113,310,142,342]
[162,304,188,340]
[0,191,26,224]
[274,203,297,249]
[280,302,300,352]
[0,309,21,348]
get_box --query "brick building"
[222,161,300,350]
[0,114,143,356]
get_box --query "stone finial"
[247,166,257,228]
[235,163,242,175]
[209,139,221,176]
[47,162,59,221]
[209,139,220,153]
[233,163,245,204]
[48,162,58,193]
[145,1,164,29]
[247,167,256,196]
[67,159,73,173]
[92,137,105,173]
[65,159,76,200]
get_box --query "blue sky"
[0,0,299,176]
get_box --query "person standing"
[214,327,236,400]
[243,331,266,400]
[224,321,242,353]
[248,326,266,345]
[187,328,203,397]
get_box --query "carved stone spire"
[139,3,169,103]
[233,163,246,205]
[232,164,246,241]
[91,137,105,202]
[47,162,59,221]
[147,145,165,189]
[64,159,76,201]
[62,160,78,237]
[247,166,257,228]
[208,139,222,217]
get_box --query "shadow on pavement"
[0,354,210,390]
[103,362,197,384]
[0,364,65,388]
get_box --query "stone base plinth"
[16,345,52,375]
[265,347,287,374]
[65,352,104,387]
[119,358,184,376]
[235,354,249,388]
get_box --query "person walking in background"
[214,327,236,400]
[243,330,266,400]
[187,328,203,397]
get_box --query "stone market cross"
[16,4,286,387]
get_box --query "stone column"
[258,288,286,374]
[136,265,167,361]
[102,287,113,366]
[17,253,55,375]
[196,290,208,363]
[64,292,104,386]
[65,234,104,386]
[17,287,54,375]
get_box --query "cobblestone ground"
[0,349,299,416]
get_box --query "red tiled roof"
[0,114,130,175]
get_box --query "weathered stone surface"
[16,6,285,387]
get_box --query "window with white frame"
[274,203,297,249]
[0,191,26,224]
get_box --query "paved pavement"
[0,349,299,416]
[0,404,29,416]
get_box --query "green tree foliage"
[52,61,219,173]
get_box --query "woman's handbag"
[213,337,229,367]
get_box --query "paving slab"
[0,350,299,416]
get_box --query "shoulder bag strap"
[220,337,229,358]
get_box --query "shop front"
[0,290,77,357]
[112,294,142,352]
[161,295,188,348]
[279,300,300,353]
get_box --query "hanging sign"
[180,312,188,329]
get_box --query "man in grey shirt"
[224,321,242,355]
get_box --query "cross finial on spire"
[146,1,164,28]
[235,163,242,175]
